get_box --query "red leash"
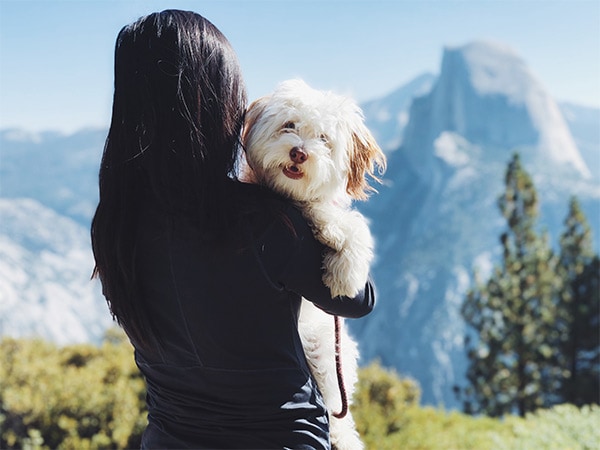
[332,315,348,419]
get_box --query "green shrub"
[2,336,598,449]
[353,361,600,450]
[0,330,146,449]
[352,360,420,449]
[500,403,600,450]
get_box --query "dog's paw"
[323,249,370,297]
[314,223,346,252]
[303,204,351,252]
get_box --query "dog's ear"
[346,125,387,200]
[242,96,270,151]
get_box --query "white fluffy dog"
[241,79,386,450]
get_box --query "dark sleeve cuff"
[312,279,376,319]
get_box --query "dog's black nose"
[290,147,308,164]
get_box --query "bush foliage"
[354,359,600,450]
[0,330,146,449]
[2,333,599,449]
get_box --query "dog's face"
[242,79,386,203]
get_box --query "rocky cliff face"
[352,41,598,406]
[401,41,589,181]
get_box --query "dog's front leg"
[304,205,374,298]
[322,211,373,297]
[302,203,348,252]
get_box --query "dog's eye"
[282,121,296,130]
[319,134,328,143]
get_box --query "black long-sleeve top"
[133,182,375,449]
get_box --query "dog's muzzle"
[283,147,307,179]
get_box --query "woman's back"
[134,182,336,448]
[135,183,309,367]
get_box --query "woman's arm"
[255,205,375,319]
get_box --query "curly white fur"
[242,79,385,450]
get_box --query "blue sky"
[1,0,599,133]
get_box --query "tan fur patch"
[346,129,387,200]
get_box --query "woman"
[91,10,375,449]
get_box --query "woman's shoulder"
[232,180,285,202]
[230,181,310,238]
[231,181,292,216]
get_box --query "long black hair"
[91,10,247,344]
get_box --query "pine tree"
[460,154,561,417]
[556,197,600,405]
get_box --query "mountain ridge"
[351,41,599,406]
